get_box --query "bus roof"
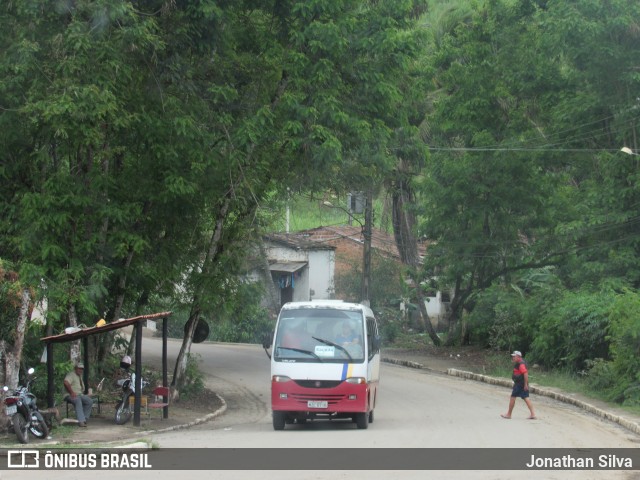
[280,300,374,317]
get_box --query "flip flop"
[500,414,511,419]
[527,416,537,420]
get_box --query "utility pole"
[285,187,290,233]
[361,189,373,306]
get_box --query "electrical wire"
[425,111,640,153]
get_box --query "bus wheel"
[355,412,369,429]
[273,411,286,431]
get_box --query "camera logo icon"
[7,450,40,468]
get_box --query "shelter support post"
[82,337,89,393]
[134,320,143,426]
[46,342,54,408]
[162,316,168,419]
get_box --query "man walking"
[501,351,536,420]
[63,362,93,427]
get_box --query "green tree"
[607,291,640,405]
[417,0,569,344]
[0,0,432,391]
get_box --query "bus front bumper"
[271,379,370,413]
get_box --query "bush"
[606,290,640,405]
[584,358,615,391]
[466,285,538,352]
[376,306,404,344]
[180,353,205,399]
[530,289,612,371]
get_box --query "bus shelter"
[40,312,172,426]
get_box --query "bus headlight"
[272,375,291,383]
[345,377,366,385]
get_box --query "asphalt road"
[7,337,640,480]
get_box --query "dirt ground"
[0,387,225,447]
[381,344,502,374]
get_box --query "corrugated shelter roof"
[40,312,171,344]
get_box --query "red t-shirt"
[512,361,527,384]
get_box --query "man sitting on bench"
[63,362,93,427]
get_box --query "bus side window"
[366,317,378,360]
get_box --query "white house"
[247,233,336,310]
[421,288,452,332]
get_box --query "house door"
[280,285,293,308]
[269,263,306,308]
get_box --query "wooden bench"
[148,386,170,419]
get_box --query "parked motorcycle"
[3,367,49,444]
[114,371,148,425]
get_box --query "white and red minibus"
[264,300,380,430]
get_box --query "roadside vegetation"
[1,0,640,415]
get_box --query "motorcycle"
[3,367,49,444]
[114,371,148,425]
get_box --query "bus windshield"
[274,308,365,363]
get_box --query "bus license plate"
[5,405,16,416]
[308,400,328,409]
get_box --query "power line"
[425,111,640,153]
[427,147,621,153]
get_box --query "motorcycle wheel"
[29,411,49,439]
[12,414,29,444]
[114,395,132,425]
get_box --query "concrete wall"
[308,249,335,299]
[424,291,452,331]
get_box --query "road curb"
[382,356,640,437]
[381,357,425,370]
[134,392,228,438]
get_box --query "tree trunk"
[113,248,135,323]
[392,177,420,267]
[68,303,81,363]
[445,277,469,346]
[124,329,135,357]
[391,172,441,346]
[0,341,7,388]
[412,272,442,346]
[172,195,231,399]
[2,289,32,389]
[446,277,462,339]
[171,304,200,401]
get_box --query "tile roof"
[293,225,428,260]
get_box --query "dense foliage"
[0,0,428,389]
[2,0,640,404]
[414,0,640,404]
